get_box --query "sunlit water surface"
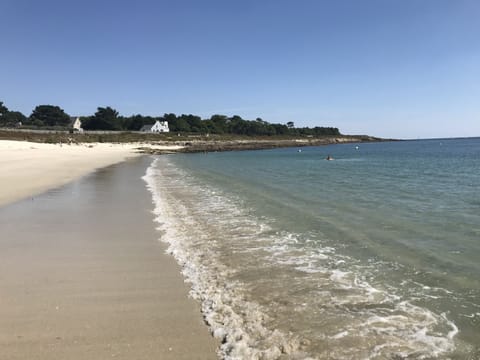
[144,138,480,359]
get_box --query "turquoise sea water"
[144,138,480,359]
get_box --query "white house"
[70,117,83,132]
[140,120,169,133]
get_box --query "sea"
[143,138,480,360]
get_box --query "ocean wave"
[143,158,308,359]
[143,157,463,359]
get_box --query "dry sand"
[0,140,182,207]
[0,142,217,359]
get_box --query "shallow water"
[144,138,480,359]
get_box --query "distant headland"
[0,101,391,153]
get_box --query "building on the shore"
[140,120,169,133]
[69,117,83,132]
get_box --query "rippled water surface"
[144,138,480,359]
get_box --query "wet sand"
[0,156,218,359]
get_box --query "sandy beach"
[0,140,183,207]
[0,142,217,359]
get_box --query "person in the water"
[326,154,334,160]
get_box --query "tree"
[0,101,9,126]
[0,101,27,127]
[287,121,295,129]
[0,101,8,117]
[173,117,191,132]
[83,106,120,130]
[182,114,203,132]
[163,113,178,131]
[29,105,70,127]
[163,113,177,123]
[210,114,228,134]
[124,114,155,131]
[4,111,27,125]
[273,123,289,135]
[95,107,119,122]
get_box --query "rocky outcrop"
[141,136,388,155]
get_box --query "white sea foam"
[143,157,462,359]
[143,158,305,359]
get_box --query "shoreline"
[140,136,383,155]
[0,140,182,207]
[0,156,218,359]
[0,135,389,207]
[0,129,390,155]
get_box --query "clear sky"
[1,0,479,139]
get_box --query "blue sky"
[1,0,479,139]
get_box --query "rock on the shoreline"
[142,136,385,155]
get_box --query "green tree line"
[0,101,340,136]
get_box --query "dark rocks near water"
[141,136,385,155]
